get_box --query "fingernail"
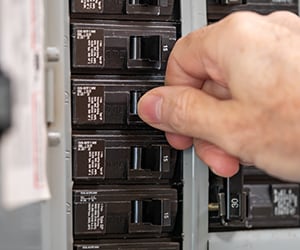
[138,94,162,124]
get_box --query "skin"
[138,11,300,182]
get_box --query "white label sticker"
[0,0,50,209]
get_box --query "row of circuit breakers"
[70,1,300,250]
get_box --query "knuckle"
[194,140,212,158]
[268,10,297,20]
[223,12,260,40]
[175,26,209,51]
[174,32,195,53]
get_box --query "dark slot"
[142,200,162,225]
[129,0,160,6]
[130,36,160,62]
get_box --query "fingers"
[165,132,193,150]
[165,132,240,178]
[138,85,243,156]
[193,139,240,177]
[165,23,223,88]
[165,11,264,89]
[164,133,240,177]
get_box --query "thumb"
[138,85,243,157]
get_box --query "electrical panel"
[1,1,300,250]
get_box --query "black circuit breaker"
[207,0,298,22]
[71,21,177,74]
[72,132,181,183]
[74,240,180,250]
[69,0,182,248]
[73,186,178,238]
[71,76,164,128]
[70,0,177,20]
[209,167,300,231]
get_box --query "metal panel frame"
[181,1,209,250]
[42,0,72,249]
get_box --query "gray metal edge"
[181,1,208,250]
[64,0,74,247]
[183,148,209,250]
[42,0,71,249]
[208,229,300,250]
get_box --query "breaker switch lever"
[129,145,172,179]
[129,0,160,6]
[128,36,161,69]
[131,146,143,170]
[218,168,247,226]
[130,91,143,115]
[130,199,168,233]
[126,0,168,15]
[130,36,160,61]
[128,90,144,124]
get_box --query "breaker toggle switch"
[219,168,247,226]
[128,36,161,69]
[209,168,248,227]
[128,91,144,124]
[130,199,171,233]
[129,0,160,6]
[130,145,171,179]
[130,91,143,115]
[127,0,169,15]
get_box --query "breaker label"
[75,85,104,122]
[73,0,104,13]
[87,202,106,232]
[80,0,103,11]
[75,29,104,66]
[76,140,105,177]
[273,187,299,216]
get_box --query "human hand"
[138,11,300,182]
